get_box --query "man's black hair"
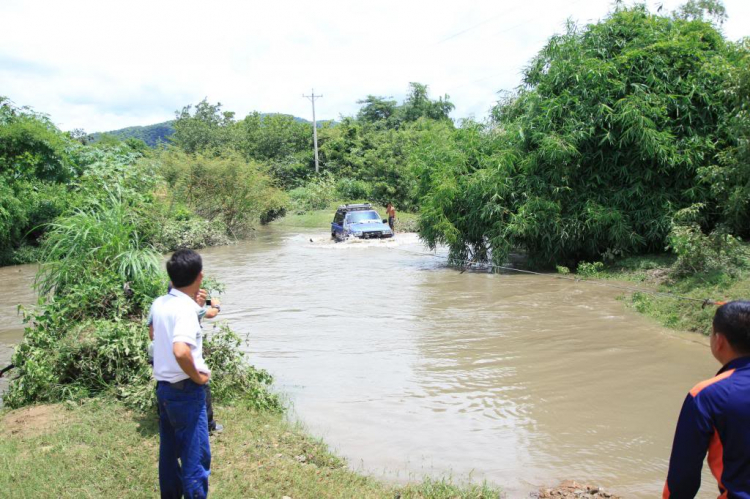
[166,249,202,288]
[713,301,750,354]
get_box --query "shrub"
[576,261,605,277]
[667,205,746,276]
[5,193,280,410]
[158,150,287,236]
[152,218,232,253]
[288,175,336,212]
[4,294,280,411]
[35,186,161,298]
[203,324,281,412]
[335,178,372,201]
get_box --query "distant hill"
[93,114,330,148]
[93,121,175,147]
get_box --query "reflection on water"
[0,228,719,497]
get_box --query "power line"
[446,70,508,93]
[424,0,586,102]
[490,0,584,38]
[435,4,525,45]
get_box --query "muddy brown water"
[0,262,36,396]
[1,227,719,497]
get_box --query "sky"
[1,0,748,133]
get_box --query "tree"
[673,0,727,25]
[171,99,239,154]
[356,95,398,124]
[401,83,454,122]
[416,5,742,267]
[701,38,750,236]
[158,150,287,236]
[0,97,77,183]
[238,112,311,162]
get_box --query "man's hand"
[173,342,210,385]
[195,289,208,307]
[203,297,221,319]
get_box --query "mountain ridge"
[94,113,316,147]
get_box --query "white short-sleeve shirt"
[150,289,210,382]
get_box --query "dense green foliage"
[0,98,292,264]
[415,5,750,268]
[168,84,455,206]
[34,187,160,297]
[0,99,289,412]
[356,82,454,130]
[157,150,287,235]
[4,184,281,411]
[0,99,80,264]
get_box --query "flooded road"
[1,227,719,497]
[200,227,717,498]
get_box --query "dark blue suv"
[331,204,394,241]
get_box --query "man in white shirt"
[151,249,211,499]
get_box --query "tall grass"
[35,186,160,297]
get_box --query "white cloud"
[1,0,747,131]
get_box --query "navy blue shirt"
[664,356,750,498]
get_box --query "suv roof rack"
[336,203,372,211]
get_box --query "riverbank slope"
[1,399,500,498]
[592,254,750,335]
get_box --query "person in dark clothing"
[663,300,750,498]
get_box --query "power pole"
[303,89,323,173]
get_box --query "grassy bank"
[274,201,418,232]
[1,400,500,499]
[586,254,750,335]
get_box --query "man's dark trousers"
[157,380,211,498]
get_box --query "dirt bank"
[535,481,621,498]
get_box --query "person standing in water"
[663,301,750,498]
[386,202,396,233]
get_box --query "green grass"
[274,201,418,232]
[589,253,750,335]
[0,400,501,498]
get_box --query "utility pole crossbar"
[303,89,323,174]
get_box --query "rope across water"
[389,246,725,308]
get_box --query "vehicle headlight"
[352,231,363,236]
